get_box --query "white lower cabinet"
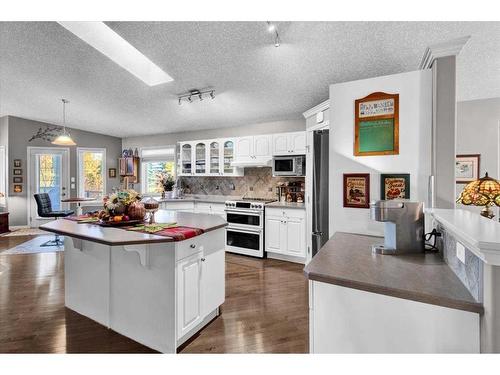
[176,231,225,341]
[265,207,306,259]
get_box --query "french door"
[28,147,70,227]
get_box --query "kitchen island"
[304,232,483,353]
[40,210,227,353]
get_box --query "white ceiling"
[1,21,499,138]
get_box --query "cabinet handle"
[190,244,196,248]
[201,257,206,262]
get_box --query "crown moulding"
[419,35,471,70]
[302,99,330,119]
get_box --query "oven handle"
[226,226,263,235]
[224,209,263,215]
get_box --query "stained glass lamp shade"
[456,172,500,219]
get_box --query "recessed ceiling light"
[58,21,173,86]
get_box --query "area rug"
[0,235,64,255]
[2,228,47,237]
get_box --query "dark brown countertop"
[40,210,227,246]
[304,232,484,314]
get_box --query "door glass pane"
[182,144,192,174]
[37,154,62,210]
[274,159,293,172]
[80,151,104,199]
[195,143,206,174]
[226,213,261,227]
[210,142,219,174]
[224,141,234,174]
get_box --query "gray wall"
[0,117,7,208]
[5,116,122,226]
[122,119,305,149]
[456,98,500,215]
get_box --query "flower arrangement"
[157,172,175,192]
[98,189,144,222]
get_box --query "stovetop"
[225,198,277,210]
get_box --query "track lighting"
[177,88,216,105]
[266,21,281,47]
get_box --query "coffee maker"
[370,200,425,255]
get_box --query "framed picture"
[13,169,22,175]
[456,154,480,183]
[343,173,370,208]
[13,177,23,183]
[380,174,410,200]
[13,159,22,168]
[13,185,22,193]
[354,92,399,156]
[108,168,117,178]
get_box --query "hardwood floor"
[0,235,309,353]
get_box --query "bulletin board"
[354,92,399,156]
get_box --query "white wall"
[122,119,305,149]
[329,70,433,236]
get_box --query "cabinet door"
[177,252,203,339]
[201,249,225,317]
[180,143,193,175]
[209,141,221,175]
[235,137,253,161]
[266,216,287,254]
[289,132,306,154]
[253,135,271,159]
[194,142,207,175]
[272,134,289,155]
[285,217,306,257]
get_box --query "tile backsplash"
[180,167,304,200]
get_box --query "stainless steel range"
[224,198,276,258]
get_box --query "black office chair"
[34,193,74,247]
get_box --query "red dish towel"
[152,226,204,241]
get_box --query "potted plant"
[158,172,175,199]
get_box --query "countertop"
[159,195,241,204]
[266,201,305,209]
[426,208,500,265]
[40,210,227,246]
[304,232,483,314]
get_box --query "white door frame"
[27,146,70,227]
[0,146,6,208]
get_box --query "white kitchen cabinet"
[176,252,203,339]
[272,132,307,155]
[201,248,225,317]
[162,201,195,212]
[265,207,306,259]
[234,135,272,162]
[179,142,194,176]
[194,202,226,219]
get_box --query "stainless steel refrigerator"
[312,129,329,256]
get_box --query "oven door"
[226,227,264,258]
[273,157,296,176]
[225,210,262,230]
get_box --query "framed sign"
[13,169,22,175]
[456,154,480,183]
[380,174,410,200]
[354,92,399,156]
[343,173,370,208]
[13,159,22,168]
[108,168,117,178]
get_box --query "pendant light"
[52,99,76,146]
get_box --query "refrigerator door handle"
[312,231,323,236]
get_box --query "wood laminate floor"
[0,235,309,353]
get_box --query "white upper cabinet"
[234,135,272,162]
[179,142,194,176]
[234,136,254,162]
[194,142,207,175]
[253,135,272,160]
[272,131,306,155]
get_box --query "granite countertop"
[266,201,305,209]
[304,232,484,314]
[159,195,242,204]
[40,210,227,246]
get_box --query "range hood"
[231,158,272,168]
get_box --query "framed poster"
[354,92,399,156]
[380,174,410,200]
[343,173,370,208]
[456,154,480,183]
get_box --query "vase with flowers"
[157,172,175,199]
[99,189,144,223]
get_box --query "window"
[140,146,176,195]
[77,148,106,199]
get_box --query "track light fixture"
[178,88,216,105]
[266,21,281,47]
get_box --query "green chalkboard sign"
[358,119,394,153]
[354,92,399,156]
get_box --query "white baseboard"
[267,252,306,264]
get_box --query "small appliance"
[272,155,306,177]
[370,200,425,255]
[224,198,276,258]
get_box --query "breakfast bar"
[40,210,227,353]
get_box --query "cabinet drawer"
[266,207,305,219]
[195,202,212,212]
[175,229,224,261]
[165,201,195,211]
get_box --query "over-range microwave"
[272,155,306,177]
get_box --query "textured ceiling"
[0,21,499,137]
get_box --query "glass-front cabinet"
[195,142,206,175]
[180,143,193,175]
[223,140,235,175]
[209,141,220,175]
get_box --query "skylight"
[58,21,173,86]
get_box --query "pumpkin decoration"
[127,200,146,220]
